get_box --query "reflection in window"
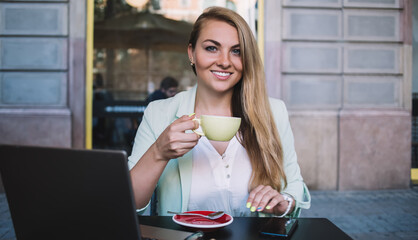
[93,0,195,152]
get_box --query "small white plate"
[172,210,233,229]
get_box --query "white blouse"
[187,136,257,217]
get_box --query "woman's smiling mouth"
[212,71,232,80]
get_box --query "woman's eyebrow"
[203,39,221,46]
[203,39,240,49]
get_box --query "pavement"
[299,187,418,240]
[0,187,417,240]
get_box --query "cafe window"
[92,0,195,154]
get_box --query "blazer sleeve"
[127,96,184,214]
[270,98,311,217]
[127,103,159,170]
[127,103,162,214]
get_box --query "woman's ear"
[187,44,194,64]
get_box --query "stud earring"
[190,62,194,66]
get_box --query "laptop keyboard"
[141,230,204,240]
[140,225,204,240]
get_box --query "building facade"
[0,0,413,190]
[0,0,86,149]
[265,0,412,190]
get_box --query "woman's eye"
[205,46,217,52]
[232,49,241,55]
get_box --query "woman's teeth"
[213,71,231,77]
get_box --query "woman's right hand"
[154,115,200,161]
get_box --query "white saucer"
[172,210,233,229]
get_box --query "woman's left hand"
[246,185,294,215]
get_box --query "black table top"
[138,216,353,240]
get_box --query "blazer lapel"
[175,85,197,212]
[177,150,193,212]
[175,84,197,119]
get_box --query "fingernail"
[246,202,251,208]
[189,113,196,117]
[266,206,271,210]
[250,206,256,212]
[257,207,262,211]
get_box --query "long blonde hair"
[188,7,287,192]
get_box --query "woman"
[129,6,310,217]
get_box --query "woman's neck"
[194,87,233,117]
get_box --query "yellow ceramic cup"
[193,115,241,141]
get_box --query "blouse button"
[226,174,230,178]
[225,164,229,168]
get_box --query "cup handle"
[192,118,205,136]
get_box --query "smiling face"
[188,19,243,96]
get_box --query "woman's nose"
[216,51,231,68]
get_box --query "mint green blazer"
[128,85,311,217]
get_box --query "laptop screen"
[0,145,141,239]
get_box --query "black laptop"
[0,145,196,240]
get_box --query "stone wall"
[0,0,85,148]
[265,0,412,190]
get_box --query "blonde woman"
[129,6,310,217]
